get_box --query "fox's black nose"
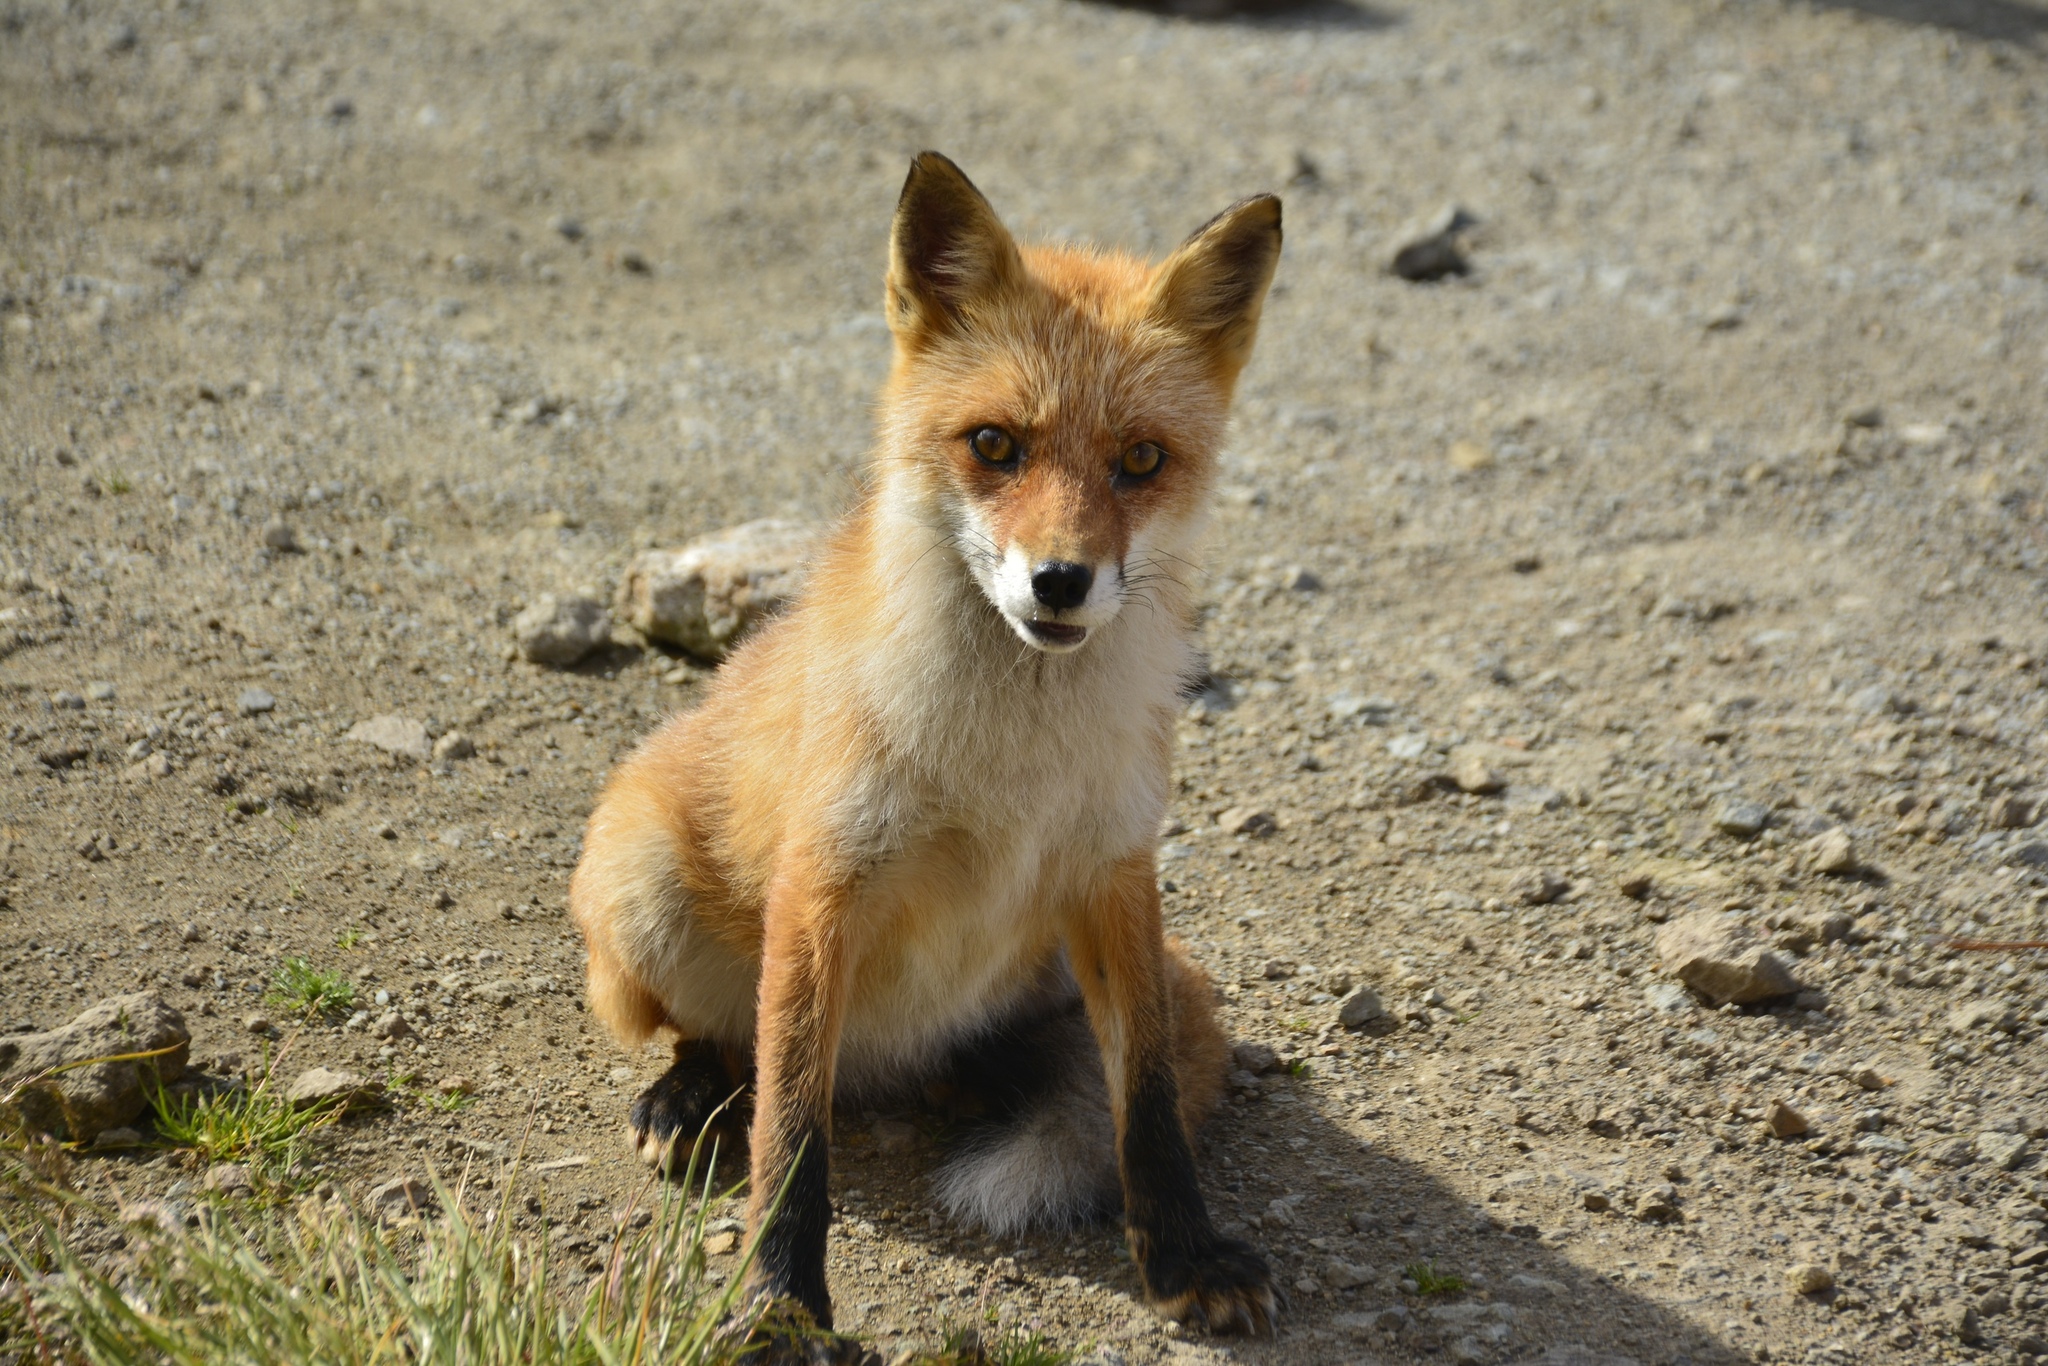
[1031,561,1094,612]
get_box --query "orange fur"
[569,153,1281,1332]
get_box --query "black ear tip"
[903,150,967,193]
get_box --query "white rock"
[616,518,819,659]
[347,714,433,762]
[514,594,611,666]
[1807,828,1859,874]
[284,1066,383,1110]
[1338,985,1387,1027]
[1654,913,1800,1006]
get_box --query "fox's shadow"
[830,1075,1762,1365]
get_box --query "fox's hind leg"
[629,1037,753,1175]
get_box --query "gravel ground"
[5,1,2048,1363]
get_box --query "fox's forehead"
[914,301,1221,451]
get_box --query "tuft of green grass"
[389,1070,474,1114]
[105,472,133,495]
[0,1155,774,1366]
[266,956,356,1017]
[334,926,362,950]
[1403,1259,1466,1296]
[943,1324,1073,1366]
[147,1070,341,1179]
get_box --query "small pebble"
[1713,799,1771,838]
[261,519,300,552]
[1765,1099,1810,1138]
[1788,1263,1834,1296]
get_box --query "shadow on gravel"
[1082,0,1399,30]
[852,1094,1753,1365]
[1810,0,2048,43]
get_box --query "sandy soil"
[5,0,2048,1363]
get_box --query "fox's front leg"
[1066,853,1278,1334]
[743,872,852,1328]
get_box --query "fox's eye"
[1120,442,1166,479]
[969,426,1018,466]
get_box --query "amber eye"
[969,426,1018,465]
[1120,442,1166,479]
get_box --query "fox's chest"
[834,739,1163,1073]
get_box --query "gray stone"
[1713,799,1772,838]
[1949,1303,1983,1344]
[1232,1041,1279,1074]
[0,992,190,1142]
[472,979,522,1007]
[617,519,819,660]
[1324,1257,1369,1290]
[347,714,433,762]
[1929,1135,1978,1166]
[1977,1131,2030,1171]
[237,687,275,715]
[284,1066,383,1111]
[1508,868,1569,905]
[373,1011,414,1042]
[86,681,116,702]
[514,594,611,666]
[1217,806,1278,837]
[370,1176,434,1218]
[260,518,300,552]
[1338,986,1388,1027]
[205,1162,255,1196]
[1654,913,1800,1005]
[1643,982,1694,1013]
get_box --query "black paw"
[1142,1235,1281,1335]
[625,1040,748,1176]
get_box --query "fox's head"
[876,153,1281,655]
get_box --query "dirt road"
[5,1,2048,1362]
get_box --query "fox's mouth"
[1023,620,1088,650]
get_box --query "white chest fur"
[826,566,1190,1075]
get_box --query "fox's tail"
[931,943,1228,1235]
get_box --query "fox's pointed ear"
[1146,195,1283,376]
[886,152,1023,343]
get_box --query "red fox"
[570,152,1282,1338]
